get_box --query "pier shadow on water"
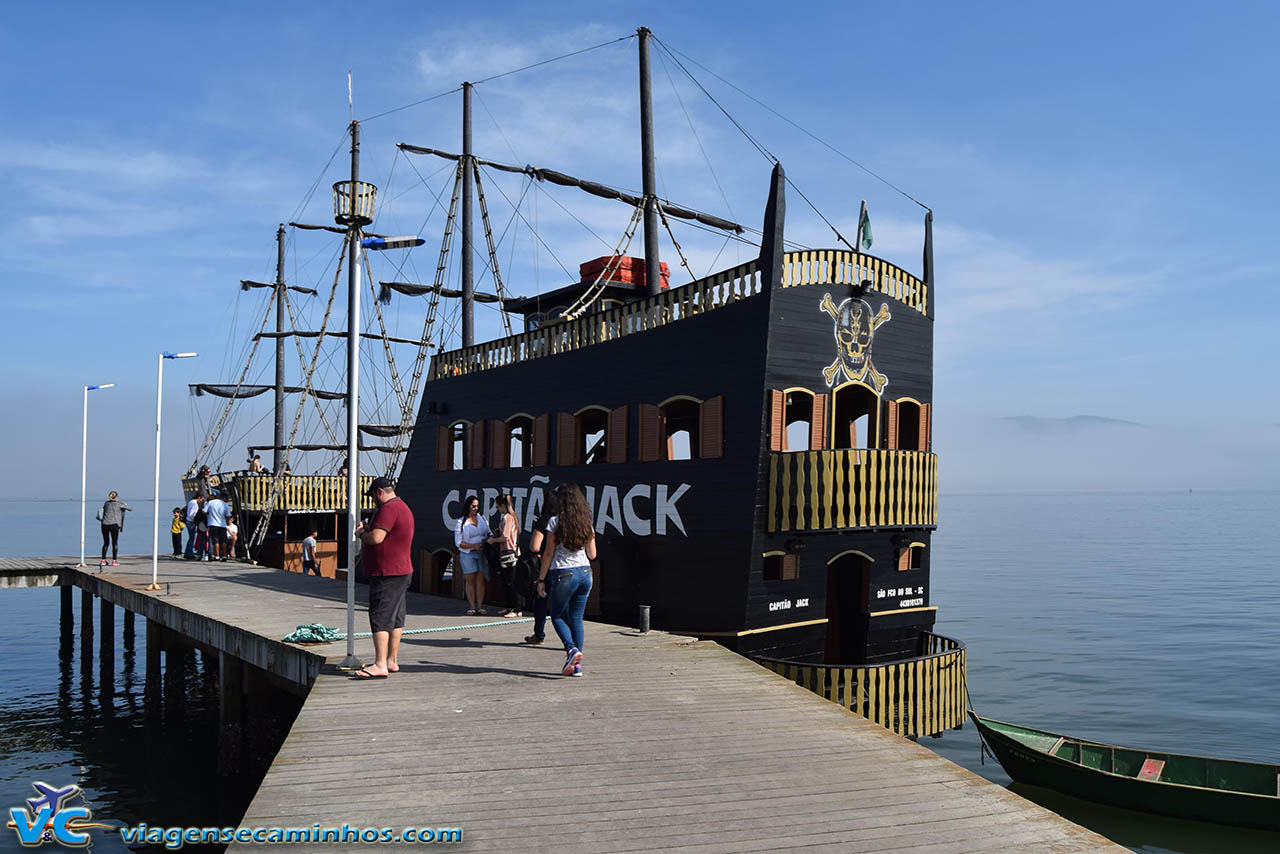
[0,585,304,853]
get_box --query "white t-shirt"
[185,498,200,523]
[544,516,591,570]
[302,535,316,561]
[226,521,238,537]
[454,516,491,549]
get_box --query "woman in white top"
[454,495,491,616]
[536,484,596,676]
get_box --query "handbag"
[499,549,519,569]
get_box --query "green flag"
[857,201,873,251]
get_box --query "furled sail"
[377,281,514,306]
[190,384,346,401]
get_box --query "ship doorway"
[832,384,878,450]
[824,551,872,665]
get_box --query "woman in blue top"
[536,484,596,677]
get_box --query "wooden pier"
[0,556,1123,852]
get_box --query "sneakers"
[98,560,107,567]
[111,560,118,566]
[572,664,583,677]
[561,647,582,676]
[523,635,544,645]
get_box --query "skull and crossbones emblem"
[819,292,890,391]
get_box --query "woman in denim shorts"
[454,495,491,615]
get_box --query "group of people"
[347,479,596,681]
[453,484,596,678]
[177,491,238,561]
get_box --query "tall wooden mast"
[461,81,475,346]
[273,224,286,475]
[637,27,662,297]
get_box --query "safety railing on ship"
[430,259,761,379]
[780,250,928,316]
[767,449,937,533]
[751,632,965,738]
[219,473,376,513]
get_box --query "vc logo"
[7,782,105,848]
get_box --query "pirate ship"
[185,28,961,735]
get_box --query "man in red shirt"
[352,477,415,679]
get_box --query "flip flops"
[352,668,387,680]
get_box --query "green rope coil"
[283,618,532,643]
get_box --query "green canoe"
[970,713,1280,831]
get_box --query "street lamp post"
[79,383,115,568]
[148,352,197,592]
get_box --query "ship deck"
[1,556,1122,852]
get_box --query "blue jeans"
[184,521,198,557]
[548,566,592,653]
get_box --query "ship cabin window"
[769,389,827,451]
[662,398,699,461]
[763,551,799,581]
[784,391,812,452]
[507,415,534,468]
[639,397,723,461]
[579,407,609,465]
[833,383,878,450]
[885,399,931,452]
[898,542,926,572]
[526,313,544,333]
[436,420,472,472]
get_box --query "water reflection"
[0,587,304,853]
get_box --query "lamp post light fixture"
[148,352,197,592]
[79,383,115,569]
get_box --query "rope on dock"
[283,618,533,643]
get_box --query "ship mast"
[461,81,475,347]
[273,224,287,475]
[637,27,662,297]
[342,118,364,670]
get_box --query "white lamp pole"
[148,352,197,591]
[80,383,115,568]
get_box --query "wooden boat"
[970,713,1280,830]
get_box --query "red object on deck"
[1137,758,1165,781]
[579,256,670,290]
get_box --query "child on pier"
[170,508,184,557]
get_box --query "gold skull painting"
[820,293,890,391]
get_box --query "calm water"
[928,489,1280,852]
[1,492,1277,851]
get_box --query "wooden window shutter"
[607,405,629,464]
[436,425,451,472]
[768,389,785,451]
[639,404,661,462]
[557,413,577,466]
[898,548,910,572]
[700,395,724,460]
[468,421,487,469]
[809,393,829,450]
[885,400,899,450]
[491,420,510,469]
[781,554,799,580]
[919,403,931,452]
[532,414,550,467]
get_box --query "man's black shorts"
[207,526,228,546]
[367,573,413,633]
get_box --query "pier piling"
[80,587,93,640]
[61,583,73,626]
[99,598,115,698]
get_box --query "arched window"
[885,398,931,452]
[897,542,927,572]
[556,406,627,465]
[768,389,828,451]
[507,415,533,468]
[435,420,473,471]
[832,383,879,450]
[639,396,723,461]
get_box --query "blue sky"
[2,1,1277,499]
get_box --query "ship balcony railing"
[767,449,937,533]
[185,471,376,513]
[750,631,965,738]
[427,250,928,380]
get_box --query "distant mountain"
[999,415,1150,434]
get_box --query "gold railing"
[224,473,375,513]
[767,449,937,533]
[430,260,761,379]
[781,250,928,316]
[751,632,965,738]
